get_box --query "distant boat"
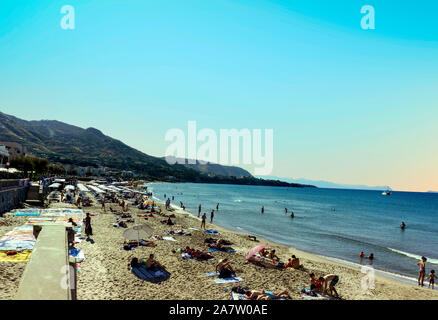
[382,188,392,196]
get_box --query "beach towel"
[1,235,36,242]
[208,247,235,253]
[203,229,220,235]
[205,271,243,284]
[0,250,32,262]
[5,230,33,236]
[231,292,248,300]
[69,248,85,262]
[230,291,289,300]
[12,225,35,231]
[0,240,35,251]
[131,265,170,283]
[182,253,214,261]
[165,231,191,236]
[297,287,329,300]
[14,212,40,216]
[189,227,199,231]
[214,277,243,284]
[163,236,177,242]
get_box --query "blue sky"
[1,0,437,191]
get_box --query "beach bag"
[232,286,249,294]
[130,257,139,268]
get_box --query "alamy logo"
[361,265,375,290]
[164,121,274,175]
[361,5,375,30]
[60,5,75,30]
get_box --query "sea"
[148,183,438,282]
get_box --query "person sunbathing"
[244,290,290,300]
[208,242,233,251]
[183,247,212,260]
[116,220,127,228]
[161,217,175,225]
[268,249,279,260]
[216,258,236,278]
[145,254,166,270]
[217,239,232,246]
[259,248,269,257]
[291,255,303,269]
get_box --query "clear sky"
[0,0,437,191]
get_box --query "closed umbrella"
[246,243,267,260]
[123,224,154,244]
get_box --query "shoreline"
[151,193,428,293]
[2,184,438,300]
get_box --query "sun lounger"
[131,265,170,283]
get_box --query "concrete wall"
[0,180,28,216]
[15,224,75,300]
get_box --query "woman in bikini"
[417,256,427,287]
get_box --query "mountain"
[257,175,389,191]
[164,157,252,178]
[0,111,312,187]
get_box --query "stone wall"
[0,180,28,216]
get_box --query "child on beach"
[428,270,435,289]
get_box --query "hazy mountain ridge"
[0,111,310,188]
[257,175,389,191]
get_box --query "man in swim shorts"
[322,274,339,297]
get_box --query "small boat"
[382,189,392,196]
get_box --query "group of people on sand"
[309,273,340,297]
[417,256,435,289]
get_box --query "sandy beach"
[1,187,438,300]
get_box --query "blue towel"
[131,265,170,283]
[203,229,220,235]
[214,277,243,284]
[208,247,235,253]
[13,212,40,216]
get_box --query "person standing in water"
[418,256,427,287]
[290,211,294,218]
[261,206,264,214]
[201,213,207,230]
[216,203,219,211]
[285,208,288,214]
[400,221,406,230]
[210,209,215,223]
[198,204,201,217]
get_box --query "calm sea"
[148,183,438,280]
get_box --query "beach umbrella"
[123,224,154,243]
[246,243,267,260]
